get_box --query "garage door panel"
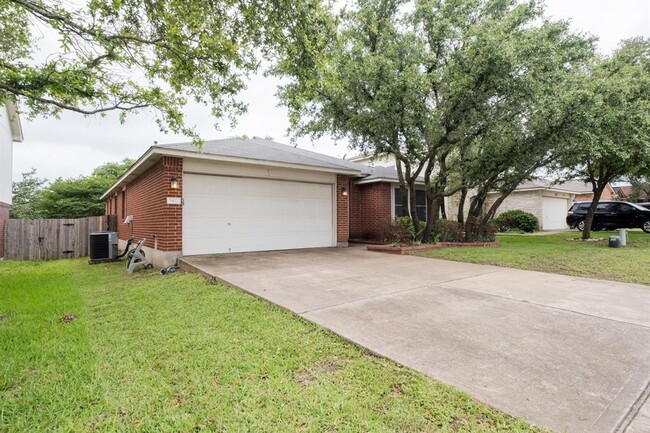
[183,174,334,255]
[542,197,569,230]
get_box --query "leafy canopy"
[1,0,332,137]
[12,159,134,219]
[276,0,594,240]
[557,38,650,239]
[10,168,47,219]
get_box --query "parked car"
[566,201,650,233]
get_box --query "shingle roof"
[355,165,425,184]
[157,138,369,174]
[515,178,593,193]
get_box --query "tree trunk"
[457,187,468,224]
[582,182,608,240]
[408,183,420,239]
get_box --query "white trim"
[356,176,426,186]
[5,100,23,142]
[489,186,592,195]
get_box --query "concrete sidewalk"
[180,246,650,433]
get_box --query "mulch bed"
[367,241,499,255]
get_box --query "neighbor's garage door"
[183,174,334,255]
[542,197,569,230]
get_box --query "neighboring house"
[348,153,397,168]
[613,185,632,201]
[0,101,24,259]
[613,184,650,202]
[102,138,432,267]
[485,179,617,231]
[573,182,618,203]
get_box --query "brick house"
[102,139,424,267]
[0,101,23,259]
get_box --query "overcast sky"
[12,0,650,182]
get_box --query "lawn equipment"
[126,238,154,274]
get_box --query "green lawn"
[0,259,544,432]
[420,230,650,285]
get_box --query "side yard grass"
[0,259,545,432]
[420,230,650,285]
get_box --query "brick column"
[336,175,349,246]
[161,156,183,251]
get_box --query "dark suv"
[567,201,650,232]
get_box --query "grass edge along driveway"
[0,259,546,432]
[419,230,650,286]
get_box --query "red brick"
[107,156,183,251]
[349,182,392,240]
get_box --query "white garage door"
[183,174,334,255]
[542,197,569,230]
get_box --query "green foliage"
[434,219,464,242]
[37,159,133,218]
[398,216,426,242]
[276,0,595,241]
[10,168,47,219]
[627,177,650,202]
[493,210,539,233]
[0,0,332,138]
[556,38,650,239]
[382,216,427,245]
[464,217,498,242]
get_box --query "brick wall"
[0,201,9,258]
[349,182,392,240]
[336,175,350,243]
[574,193,593,202]
[107,156,183,251]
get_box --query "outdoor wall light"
[341,186,348,196]
[170,177,179,189]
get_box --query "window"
[394,188,409,217]
[617,204,634,214]
[596,202,612,212]
[394,188,428,221]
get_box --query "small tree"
[277,0,593,242]
[37,159,133,218]
[558,38,650,239]
[627,176,650,202]
[10,168,47,219]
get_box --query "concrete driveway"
[179,246,650,433]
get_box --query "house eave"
[101,147,361,200]
[488,186,588,195]
[355,177,426,186]
[5,100,23,142]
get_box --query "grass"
[0,259,546,432]
[420,230,650,285]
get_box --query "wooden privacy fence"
[4,216,105,260]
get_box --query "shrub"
[493,210,538,233]
[434,219,464,242]
[465,217,498,242]
[382,216,426,245]
[382,218,414,245]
